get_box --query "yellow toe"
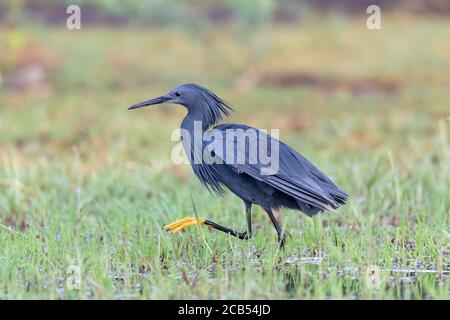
[164,217,206,234]
[164,217,193,230]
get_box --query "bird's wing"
[207,124,347,211]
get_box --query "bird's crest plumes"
[186,83,233,129]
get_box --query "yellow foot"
[163,217,206,234]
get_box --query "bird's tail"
[330,188,348,206]
[297,187,348,217]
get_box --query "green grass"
[0,15,449,299]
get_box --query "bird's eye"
[175,92,181,97]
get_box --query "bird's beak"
[127,95,169,110]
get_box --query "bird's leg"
[196,202,252,240]
[265,209,286,248]
[245,201,252,239]
[203,220,249,240]
[164,217,249,240]
[274,210,282,228]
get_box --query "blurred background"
[1,0,449,162]
[0,0,449,299]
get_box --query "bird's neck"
[181,109,214,133]
[180,110,210,165]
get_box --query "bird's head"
[128,84,190,110]
[128,83,233,127]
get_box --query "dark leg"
[202,202,252,240]
[264,208,286,248]
[203,220,249,240]
[244,201,252,238]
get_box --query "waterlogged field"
[0,16,449,299]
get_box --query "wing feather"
[209,124,347,210]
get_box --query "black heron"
[128,83,348,245]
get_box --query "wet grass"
[0,15,449,299]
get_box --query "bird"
[128,83,348,245]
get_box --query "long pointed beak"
[127,95,169,110]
